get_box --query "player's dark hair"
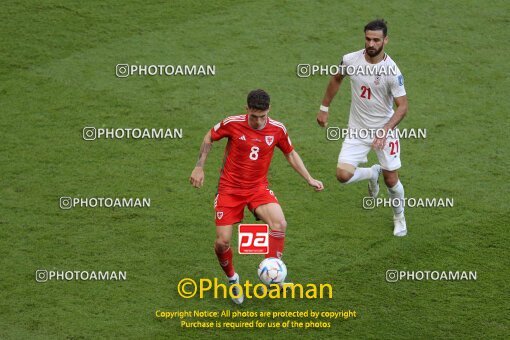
[364,19,388,37]
[247,89,270,111]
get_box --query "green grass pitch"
[0,0,508,338]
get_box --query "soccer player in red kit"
[190,89,323,304]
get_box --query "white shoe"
[368,164,382,198]
[393,212,407,237]
[228,273,244,304]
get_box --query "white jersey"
[339,49,406,130]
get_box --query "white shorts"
[338,134,401,171]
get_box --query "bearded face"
[364,30,387,58]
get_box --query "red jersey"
[210,114,294,193]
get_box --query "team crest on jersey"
[374,75,381,86]
[265,136,274,146]
[216,211,223,220]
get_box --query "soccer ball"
[257,257,287,285]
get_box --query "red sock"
[266,229,286,259]
[215,247,235,278]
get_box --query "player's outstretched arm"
[317,73,344,127]
[189,131,213,188]
[284,150,324,191]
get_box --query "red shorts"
[214,186,279,226]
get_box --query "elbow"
[332,73,343,84]
[395,96,408,118]
[285,150,296,161]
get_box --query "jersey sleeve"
[277,129,294,154]
[210,119,231,141]
[389,66,406,98]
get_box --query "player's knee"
[383,171,399,187]
[385,178,398,188]
[214,237,230,252]
[336,169,353,183]
[271,219,287,232]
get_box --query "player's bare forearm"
[195,131,213,168]
[284,150,324,191]
[373,96,408,150]
[317,73,344,127]
[321,73,344,107]
[190,131,212,188]
[285,150,312,181]
[383,95,408,131]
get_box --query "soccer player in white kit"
[316,19,409,236]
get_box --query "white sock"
[388,180,405,215]
[345,167,373,184]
